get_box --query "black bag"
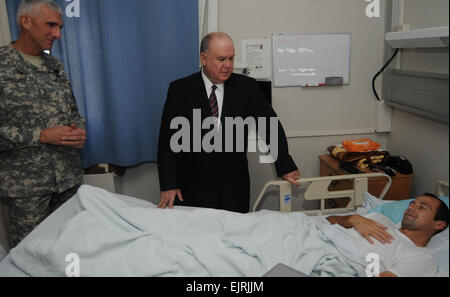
[339,161,363,174]
[380,156,413,175]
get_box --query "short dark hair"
[424,193,449,235]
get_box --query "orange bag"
[342,138,380,152]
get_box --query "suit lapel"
[194,71,213,117]
[221,74,235,123]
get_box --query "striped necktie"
[209,85,219,118]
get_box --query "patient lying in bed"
[327,194,449,277]
[6,186,448,277]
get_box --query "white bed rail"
[252,173,392,216]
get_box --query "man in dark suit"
[157,32,299,213]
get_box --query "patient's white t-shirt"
[346,212,437,277]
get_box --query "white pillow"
[357,192,391,215]
[427,228,449,253]
[426,227,449,277]
[427,230,449,277]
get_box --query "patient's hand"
[350,215,394,245]
[282,170,301,187]
[158,189,183,209]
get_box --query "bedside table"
[319,154,413,208]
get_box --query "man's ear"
[20,15,33,31]
[200,52,207,67]
[434,221,447,233]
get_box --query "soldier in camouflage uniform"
[0,0,86,247]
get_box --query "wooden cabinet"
[319,155,413,208]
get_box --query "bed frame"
[252,173,392,215]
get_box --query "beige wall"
[388,110,449,196]
[402,0,449,30]
[387,0,449,196]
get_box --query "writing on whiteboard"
[277,48,315,54]
[279,36,314,44]
[277,68,316,77]
[273,33,351,87]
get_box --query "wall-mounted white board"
[272,33,351,87]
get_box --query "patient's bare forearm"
[327,214,393,245]
[326,215,355,228]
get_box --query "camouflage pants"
[2,184,81,248]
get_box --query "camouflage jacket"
[0,44,85,198]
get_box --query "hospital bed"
[0,174,447,277]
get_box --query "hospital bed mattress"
[0,191,161,277]
[1,182,447,277]
[0,191,309,277]
[0,172,390,277]
[0,196,79,277]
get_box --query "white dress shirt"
[202,70,224,125]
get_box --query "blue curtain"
[6,0,199,168]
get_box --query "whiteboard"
[272,33,351,87]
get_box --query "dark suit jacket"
[158,72,297,213]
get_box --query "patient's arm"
[327,215,394,244]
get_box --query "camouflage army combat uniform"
[0,44,85,246]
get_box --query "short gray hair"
[16,0,62,24]
[200,32,233,54]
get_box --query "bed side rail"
[252,173,392,215]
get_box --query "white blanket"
[10,185,368,277]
